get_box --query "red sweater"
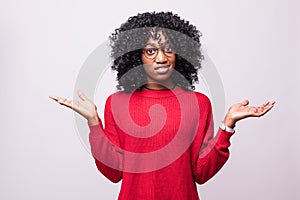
[89,87,234,200]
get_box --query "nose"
[155,49,167,63]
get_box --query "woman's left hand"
[223,99,276,128]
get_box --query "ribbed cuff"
[216,127,235,146]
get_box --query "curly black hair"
[109,11,204,93]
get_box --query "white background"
[0,0,299,199]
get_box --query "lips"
[154,65,170,70]
[154,65,171,74]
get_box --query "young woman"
[49,11,275,200]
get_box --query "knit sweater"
[89,87,234,200]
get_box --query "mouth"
[154,65,171,74]
[154,65,170,70]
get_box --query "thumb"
[240,99,249,106]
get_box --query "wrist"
[87,115,100,126]
[220,122,235,133]
[223,114,236,129]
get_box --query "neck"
[143,83,176,90]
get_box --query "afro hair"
[109,11,204,93]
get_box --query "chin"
[149,74,173,84]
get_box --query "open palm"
[49,90,99,124]
[49,91,275,128]
[224,99,276,128]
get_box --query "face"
[141,31,176,86]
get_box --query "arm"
[192,95,234,184]
[88,95,123,183]
[192,128,234,184]
[192,96,275,184]
[49,91,123,183]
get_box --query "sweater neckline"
[133,86,185,98]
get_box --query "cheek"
[143,64,154,75]
[141,55,146,64]
[170,56,176,67]
[141,55,151,65]
[141,56,155,73]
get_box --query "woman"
[49,11,275,200]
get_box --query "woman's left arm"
[192,98,275,184]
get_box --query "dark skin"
[49,32,276,128]
[49,92,275,128]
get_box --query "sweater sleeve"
[192,94,235,184]
[89,95,123,183]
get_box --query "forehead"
[145,30,169,47]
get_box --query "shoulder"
[192,91,212,106]
[189,91,212,114]
[104,91,132,106]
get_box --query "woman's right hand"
[49,90,100,126]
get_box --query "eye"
[145,48,157,55]
[164,46,173,53]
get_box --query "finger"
[50,96,65,104]
[262,101,270,106]
[257,100,275,110]
[64,99,74,108]
[257,104,275,116]
[248,107,258,114]
[57,98,73,108]
[264,102,275,109]
[78,90,87,101]
[49,95,60,101]
[257,103,268,111]
[263,100,276,107]
[257,106,264,112]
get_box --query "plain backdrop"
[0,0,299,199]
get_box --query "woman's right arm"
[89,95,123,183]
[49,90,123,183]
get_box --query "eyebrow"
[144,42,170,47]
[144,43,158,47]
